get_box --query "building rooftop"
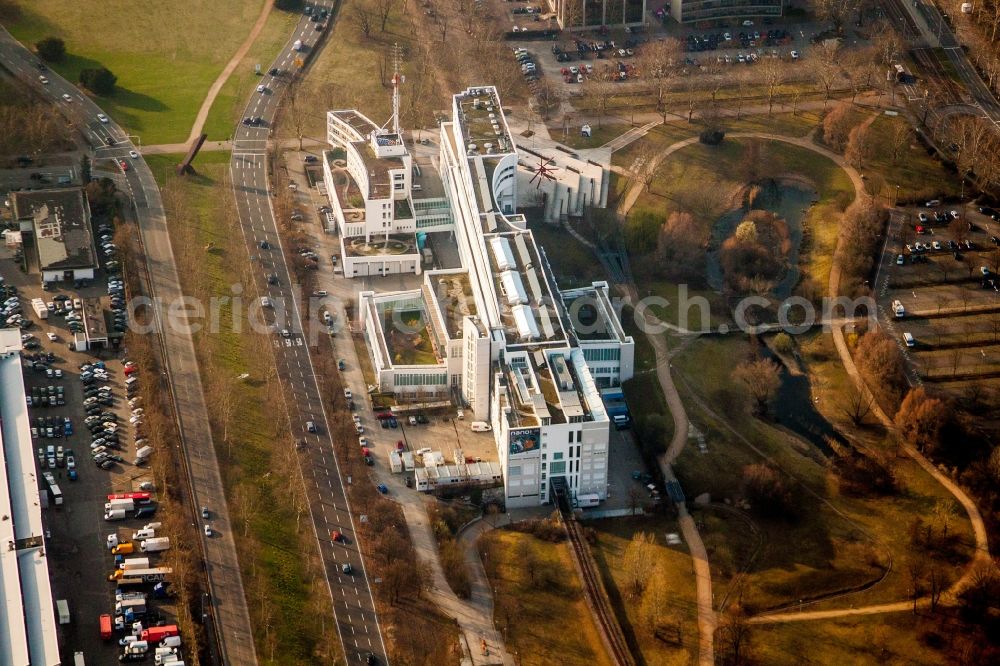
[352,141,404,200]
[0,347,60,666]
[82,297,108,341]
[454,87,513,158]
[560,282,631,343]
[332,109,380,137]
[12,188,96,272]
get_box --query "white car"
[790,50,800,60]
[61,93,72,102]
[343,388,353,399]
[97,113,109,123]
[38,75,49,84]
[46,332,57,341]
[257,84,266,93]
[129,150,139,159]
[204,524,212,537]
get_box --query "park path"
[184,0,275,146]
[618,125,990,628]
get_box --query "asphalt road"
[0,26,258,666]
[227,3,389,664]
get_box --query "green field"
[7,0,273,144]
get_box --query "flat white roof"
[0,348,60,666]
[500,270,528,306]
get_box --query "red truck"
[99,614,112,639]
[141,625,179,643]
[107,492,151,502]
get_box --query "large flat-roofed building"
[11,188,97,284]
[355,86,634,507]
[0,329,60,666]
[669,0,783,23]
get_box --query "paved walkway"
[185,0,275,145]
[395,494,514,666]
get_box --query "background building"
[668,0,783,24]
[10,188,97,284]
[551,0,647,30]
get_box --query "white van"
[470,421,492,432]
[132,528,155,541]
[892,300,905,318]
[260,296,271,308]
[903,332,916,347]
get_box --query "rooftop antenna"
[390,43,404,136]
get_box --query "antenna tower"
[391,43,404,135]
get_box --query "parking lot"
[0,189,183,661]
[880,202,1000,389]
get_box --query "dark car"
[267,273,279,285]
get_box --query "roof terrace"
[455,87,512,157]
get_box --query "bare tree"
[584,68,618,129]
[758,58,785,116]
[376,0,396,31]
[732,358,782,414]
[888,119,910,164]
[841,389,874,425]
[533,78,564,121]
[622,532,656,598]
[351,5,374,39]
[809,40,843,107]
[636,37,683,124]
[845,122,874,170]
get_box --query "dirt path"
[184,0,275,146]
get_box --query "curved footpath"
[184,0,275,145]
[619,127,990,628]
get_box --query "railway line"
[555,484,635,666]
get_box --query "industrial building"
[10,188,97,284]
[0,329,60,666]
[356,87,634,508]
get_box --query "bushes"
[741,463,798,520]
[35,36,65,62]
[79,67,117,95]
[854,330,907,411]
[834,197,887,294]
[427,501,477,599]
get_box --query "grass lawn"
[7,0,273,144]
[863,114,961,203]
[201,8,298,141]
[589,516,699,666]
[671,333,975,614]
[148,152,341,664]
[751,612,956,665]
[557,123,632,149]
[480,530,614,666]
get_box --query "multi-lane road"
[227,3,389,665]
[0,26,258,666]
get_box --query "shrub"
[35,36,65,62]
[772,332,794,354]
[79,67,117,95]
[699,128,725,144]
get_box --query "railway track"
[563,514,636,666]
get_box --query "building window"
[553,452,563,460]
[550,461,566,475]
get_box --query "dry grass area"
[281,0,527,141]
[480,528,614,666]
[589,516,699,666]
[672,333,975,614]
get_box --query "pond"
[706,182,817,300]
[763,348,845,455]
